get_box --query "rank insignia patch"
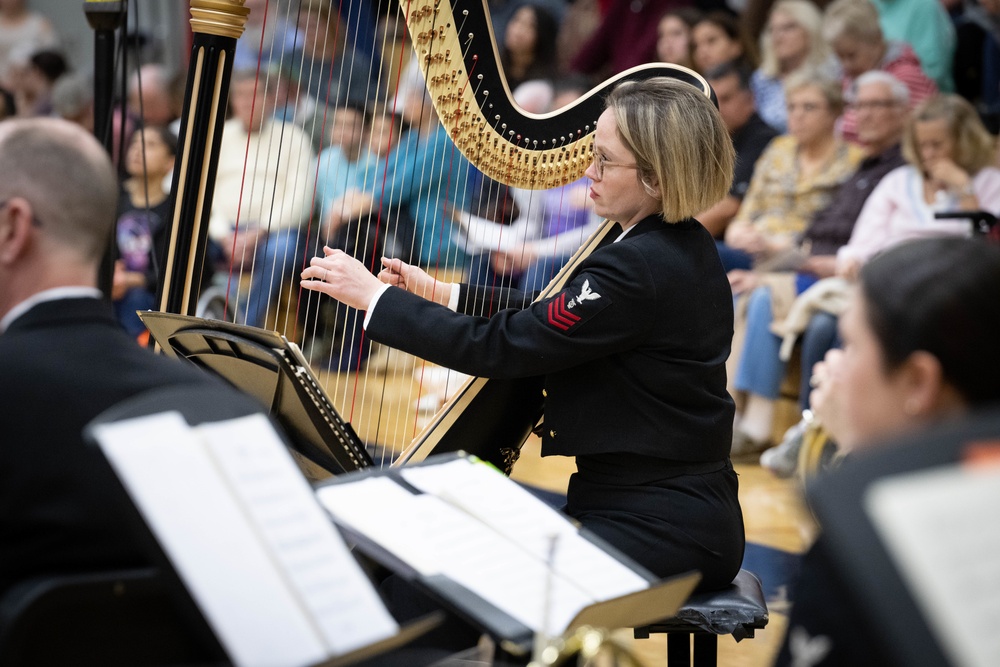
[545,279,610,332]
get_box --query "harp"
[153,0,714,475]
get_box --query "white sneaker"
[759,419,807,477]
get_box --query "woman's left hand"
[300,247,383,310]
[927,159,972,194]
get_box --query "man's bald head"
[0,117,118,262]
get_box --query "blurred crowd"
[1,0,998,440]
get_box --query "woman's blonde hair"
[784,69,845,115]
[821,0,883,44]
[902,94,998,175]
[758,0,830,78]
[606,77,734,222]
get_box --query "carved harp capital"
[403,0,714,191]
[189,0,250,39]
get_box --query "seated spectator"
[499,2,560,91]
[729,71,910,461]
[822,0,938,142]
[570,0,692,78]
[837,93,1000,277]
[112,126,177,340]
[15,48,66,117]
[0,0,57,88]
[871,0,956,93]
[233,0,300,73]
[209,67,315,330]
[698,61,779,239]
[287,0,380,115]
[323,62,472,271]
[750,0,836,133]
[0,117,265,597]
[691,11,758,74]
[126,64,177,129]
[50,70,93,131]
[775,236,1000,667]
[951,0,1000,133]
[721,72,863,272]
[655,7,703,69]
[314,103,369,226]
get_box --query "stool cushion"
[639,569,768,640]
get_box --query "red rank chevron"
[547,293,580,331]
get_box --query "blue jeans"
[734,286,784,400]
[114,287,157,337]
[233,227,305,329]
[716,240,753,272]
[467,252,572,295]
[798,311,840,409]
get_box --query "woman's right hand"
[378,257,453,306]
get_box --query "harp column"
[158,0,248,316]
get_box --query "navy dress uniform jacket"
[0,298,260,596]
[367,216,745,589]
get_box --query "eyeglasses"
[591,150,639,180]
[0,199,42,227]
[848,99,900,111]
[786,102,828,114]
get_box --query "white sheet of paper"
[402,460,649,600]
[94,412,327,667]
[865,465,1000,667]
[198,415,398,655]
[316,477,593,633]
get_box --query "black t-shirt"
[731,112,779,200]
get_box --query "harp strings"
[226,0,579,467]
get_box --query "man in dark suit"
[0,117,258,596]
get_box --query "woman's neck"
[778,52,806,76]
[507,51,532,77]
[797,134,836,176]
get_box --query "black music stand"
[139,312,372,476]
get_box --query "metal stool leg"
[692,633,718,667]
[667,633,690,667]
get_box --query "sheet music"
[401,459,650,599]
[199,415,398,655]
[316,459,651,634]
[865,464,1000,667]
[94,412,398,667]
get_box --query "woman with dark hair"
[656,7,703,70]
[691,11,758,74]
[112,126,177,339]
[776,236,1000,666]
[500,2,560,91]
[301,76,746,591]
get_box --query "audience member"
[775,236,1000,667]
[837,93,1000,277]
[209,67,315,330]
[655,7,703,69]
[870,0,956,93]
[731,72,910,462]
[691,11,757,74]
[126,64,177,128]
[112,126,177,339]
[324,62,472,271]
[287,0,379,115]
[50,70,93,131]
[0,117,263,597]
[233,0,300,73]
[698,61,779,239]
[15,48,66,116]
[0,0,56,88]
[750,0,835,132]
[570,0,692,78]
[499,2,560,91]
[722,72,862,272]
[952,0,1000,132]
[314,103,369,227]
[822,0,937,142]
